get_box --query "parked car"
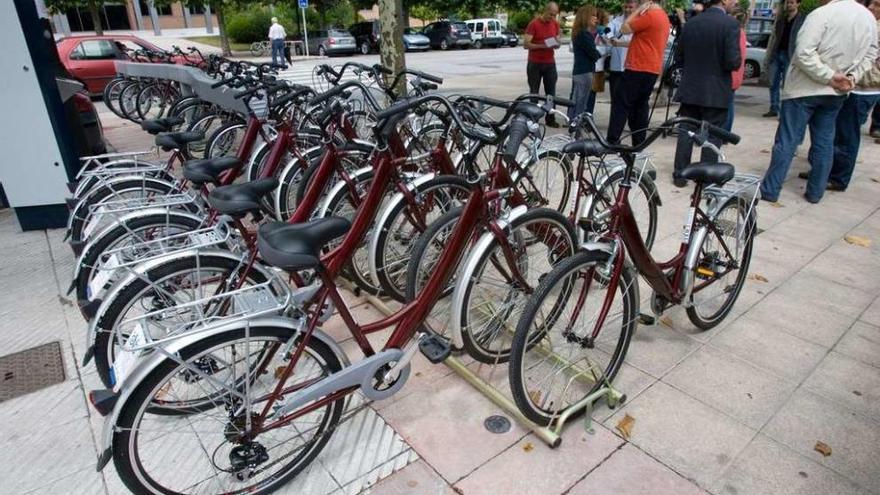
[349,21,380,54]
[302,29,357,57]
[58,77,106,158]
[402,28,431,51]
[502,30,519,47]
[464,18,505,48]
[422,21,473,50]
[744,41,766,79]
[55,35,162,94]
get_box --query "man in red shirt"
[524,2,562,126]
[606,0,671,145]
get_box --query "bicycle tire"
[102,77,127,118]
[117,80,144,123]
[583,169,660,250]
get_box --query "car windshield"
[452,22,468,31]
[329,30,351,37]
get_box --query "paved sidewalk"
[1,77,879,494]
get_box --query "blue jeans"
[768,52,790,114]
[830,93,880,188]
[871,102,880,133]
[586,89,597,115]
[271,39,285,67]
[568,73,593,120]
[761,95,846,202]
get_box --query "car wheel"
[744,60,760,79]
[360,43,369,55]
[475,39,483,49]
[318,45,327,57]
[440,38,449,50]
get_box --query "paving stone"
[802,351,880,421]
[763,388,880,493]
[368,460,454,494]
[664,346,797,429]
[594,361,657,421]
[21,467,105,495]
[616,325,701,378]
[377,372,526,483]
[455,423,623,495]
[604,381,755,488]
[803,242,880,294]
[712,317,827,382]
[569,443,707,495]
[860,296,880,327]
[713,434,871,495]
[833,320,880,368]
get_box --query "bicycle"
[507,115,758,426]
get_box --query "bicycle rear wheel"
[686,196,755,329]
[509,250,637,426]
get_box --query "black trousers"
[608,71,623,108]
[673,103,729,174]
[527,62,558,122]
[606,70,657,146]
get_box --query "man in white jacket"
[268,17,287,68]
[760,0,877,203]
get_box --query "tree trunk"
[88,0,103,35]
[216,4,232,56]
[378,0,407,95]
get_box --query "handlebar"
[577,114,740,155]
[375,94,495,144]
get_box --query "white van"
[464,18,505,48]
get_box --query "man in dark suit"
[672,0,742,187]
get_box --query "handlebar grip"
[502,117,530,161]
[706,123,740,145]
[374,99,412,122]
[551,96,574,107]
[411,70,443,84]
[373,64,392,75]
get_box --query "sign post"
[299,0,309,56]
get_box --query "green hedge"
[226,10,279,44]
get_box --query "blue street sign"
[299,0,308,7]
[752,8,774,17]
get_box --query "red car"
[56,35,164,94]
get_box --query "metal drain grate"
[0,342,65,402]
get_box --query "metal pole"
[301,7,309,56]
[182,5,192,28]
[131,0,145,31]
[147,1,161,36]
[204,4,213,34]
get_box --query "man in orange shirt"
[524,2,562,126]
[606,0,671,145]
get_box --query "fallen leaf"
[274,366,286,380]
[871,177,880,183]
[528,390,542,405]
[748,273,769,283]
[415,371,422,377]
[853,390,863,396]
[844,235,872,247]
[522,442,535,452]
[616,414,635,440]
[407,480,419,488]
[768,201,784,208]
[814,441,832,457]
[659,316,674,329]
[761,149,770,154]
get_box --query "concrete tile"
[860,296,880,327]
[833,320,880,368]
[803,242,880,294]
[604,381,755,488]
[594,361,657,421]
[377,372,526,483]
[664,346,797,429]
[802,351,880,421]
[455,424,623,495]
[367,460,454,495]
[713,434,871,495]
[569,444,707,495]
[21,467,106,495]
[0,380,89,432]
[763,388,880,493]
[616,326,701,378]
[712,317,827,382]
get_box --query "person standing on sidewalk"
[725,10,748,131]
[569,6,602,120]
[763,0,803,118]
[671,0,742,187]
[606,0,670,146]
[870,103,880,139]
[607,0,637,107]
[759,0,877,204]
[268,17,287,69]
[524,2,562,127]
[825,0,880,190]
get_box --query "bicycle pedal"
[637,313,656,326]
[418,334,452,364]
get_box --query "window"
[190,4,206,14]
[476,22,484,32]
[488,20,498,31]
[139,1,172,16]
[72,39,119,60]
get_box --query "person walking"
[524,2,562,126]
[268,17,287,69]
[763,0,803,117]
[607,0,637,106]
[606,0,670,146]
[760,0,877,203]
[671,0,741,186]
[825,0,880,190]
[569,6,603,120]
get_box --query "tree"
[410,3,440,25]
[161,0,258,56]
[45,0,105,35]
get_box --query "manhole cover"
[484,415,511,434]
[0,342,65,402]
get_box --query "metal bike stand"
[351,286,627,448]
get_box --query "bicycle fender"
[67,175,180,236]
[315,166,375,219]
[366,172,438,285]
[448,205,529,349]
[96,317,350,471]
[681,224,709,308]
[271,145,323,220]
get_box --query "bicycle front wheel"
[509,249,637,426]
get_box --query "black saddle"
[183,157,241,185]
[674,163,735,186]
[141,116,185,135]
[257,218,352,271]
[155,131,204,151]
[209,178,278,217]
[562,139,607,157]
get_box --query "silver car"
[403,28,430,51]
[304,29,357,57]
